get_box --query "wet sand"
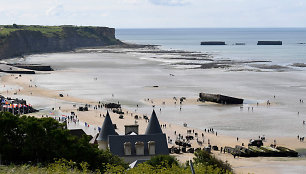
[1,47,306,174]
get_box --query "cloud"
[46,3,64,16]
[0,0,305,28]
[148,0,189,6]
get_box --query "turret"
[145,110,163,135]
[96,111,117,150]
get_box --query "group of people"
[297,135,305,142]
[160,124,167,128]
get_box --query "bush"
[146,155,179,168]
[193,150,232,172]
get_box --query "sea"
[116,28,306,66]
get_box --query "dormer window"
[124,142,132,156]
[148,141,156,155]
[135,141,144,155]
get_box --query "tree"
[0,112,127,172]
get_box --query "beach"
[1,46,306,173]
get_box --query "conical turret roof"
[96,111,117,141]
[145,110,163,135]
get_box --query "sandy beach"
[1,47,306,174]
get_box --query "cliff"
[0,25,123,59]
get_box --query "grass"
[0,25,107,39]
[0,25,63,38]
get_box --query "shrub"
[193,150,232,172]
[146,155,179,168]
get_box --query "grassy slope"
[0,25,64,37]
[0,25,107,39]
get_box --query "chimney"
[125,125,139,135]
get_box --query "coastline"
[1,45,306,173]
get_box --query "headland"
[0,25,123,59]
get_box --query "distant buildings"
[96,110,169,163]
[0,95,37,115]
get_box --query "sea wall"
[0,26,122,59]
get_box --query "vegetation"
[0,112,127,172]
[0,159,93,174]
[0,159,233,174]
[145,155,179,168]
[193,149,232,172]
[97,152,232,173]
[0,112,232,173]
[0,25,63,38]
[0,24,110,38]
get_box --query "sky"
[0,0,306,28]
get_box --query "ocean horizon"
[117,28,306,66]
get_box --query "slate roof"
[108,133,169,157]
[96,111,118,141]
[145,110,163,135]
[69,129,93,139]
